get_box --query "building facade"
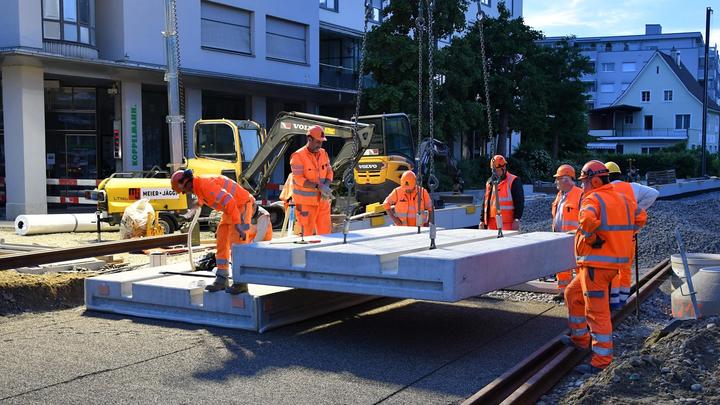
[538,24,720,110]
[587,50,720,154]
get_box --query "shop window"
[42,0,96,45]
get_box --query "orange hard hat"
[578,160,609,180]
[490,155,507,169]
[307,125,327,141]
[170,170,190,194]
[554,164,576,179]
[400,170,417,189]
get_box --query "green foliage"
[507,145,554,183]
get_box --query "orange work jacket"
[290,145,333,206]
[575,184,647,270]
[552,186,583,232]
[383,186,433,226]
[483,172,517,225]
[192,175,254,229]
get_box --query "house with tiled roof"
[587,50,720,154]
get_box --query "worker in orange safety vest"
[480,154,524,231]
[171,170,258,294]
[605,161,657,310]
[562,160,647,374]
[290,125,334,237]
[383,170,433,227]
[550,164,583,300]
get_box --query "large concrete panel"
[233,231,574,302]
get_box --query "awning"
[590,104,642,114]
[587,142,617,150]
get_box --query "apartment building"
[538,24,720,110]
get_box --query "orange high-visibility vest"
[383,186,433,226]
[290,145,333,206]
[575,184,647,270]
[483,173,517,225]
[192,175,255,229]
[552,186,582,232]
[611,181,636,204]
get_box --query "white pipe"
[187,208,201,271]
[15,214,119,236]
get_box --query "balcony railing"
[589,128,692,138]
[319,63,359,90]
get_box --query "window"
[266,16,307,63]
[675,114,690,129]
[480,0,491,5]
[624,115,634,124]
[599,83,614,93]
[319,0,338,12]
[583,81,596,92]
[201,1,252,54]
[623,42,629,51]
[621,82,630,91]
[622,62,635,72]
[42,0,95,45]
[605,43,612,52]
[369,0,388,23]
[664,90,673,101]
[585,101,595,111]
[601,63,615,72]
[641,146,662,154]
[641,91,650,102]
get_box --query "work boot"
[205,276,230,292]
[552,293,565,303]
[560,335,589,351]
[225,282,248,295]
[574,363,603,375]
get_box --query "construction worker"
[290,125,333,237]
[551,164,583,301]
[562,160,646,374]
[170,170,254,294]
[247,205,273,243]
[383,170,433,226]
[480,155,524,231]
[605,161,658,309]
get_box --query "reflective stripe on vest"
[484,173,516,224]
[576,254,629,264]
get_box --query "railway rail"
[463,258,672,405]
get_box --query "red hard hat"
[554,164,576,179]
[578,160,609,180]
[490,155,507,169]
[400,170,417,189]
[171,170,189,194]
[307,125,327,141]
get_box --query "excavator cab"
[354,113,415,206]
[188,119,264,181]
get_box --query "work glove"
[181,207,198,220]
[319,184,333,200]
[479,222,487,230]
[235,223,247,240]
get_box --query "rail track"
[463,258,672,405]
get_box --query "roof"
[657,52,720,112]
[590,104,642,114]
[596,136,687,141]
[538,31,702,44]
[587,142,617,149]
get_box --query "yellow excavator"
[88,112,375,233]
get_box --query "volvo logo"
[357,163,382,171]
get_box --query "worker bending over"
[605,161,657,310]
[171,170,260,294]
[383,170,433,226]
[551,164,583,300]
[563,160,646,374]
[480,155,524,231]
[290,125,334,236]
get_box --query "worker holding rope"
[480,155,524,231]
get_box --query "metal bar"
[0,234,188,271]
[674,229,700,318]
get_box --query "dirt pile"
[0,271,88,314]
[561,317,720,405]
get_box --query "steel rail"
[463,258,671,405]
[0,233,189,271]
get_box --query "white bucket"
[671,253,720,279]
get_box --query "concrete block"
[132,275,206,308]
[234,231,574,302]
[84,263,185,305]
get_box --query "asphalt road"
[0,297,567,404]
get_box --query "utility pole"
[163,0,185,170]
[701,7,712,177]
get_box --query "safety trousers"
[564,266,618,369]
[215,221,249,279]
[295,201,332,236]
[556,269,574,291]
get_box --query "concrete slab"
[234,231,575,302]
[348,204,482,231]
[656,178,720,198]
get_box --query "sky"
[523,0,719,44]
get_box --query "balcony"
[590,128,691,140]
[319,63,359,89]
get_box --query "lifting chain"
[425,0,438,194]
[476,2,495,156]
